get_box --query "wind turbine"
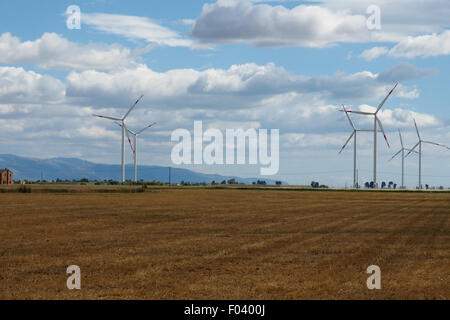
[339,105,377,188]
[389,129,418,189]
[93,95,144,183]
[115,122,156,182]
[343,83,398,188]
[405,119,450,189]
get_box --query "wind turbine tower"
[117,122,156,182]
[343,83,397,187]
[339,105,379,188]
[406,119,450,189]
[93,95,144,182]
[389,129,418,189]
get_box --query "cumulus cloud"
[191,0,450,48]
[82,13,193,48]
[0,67,65,104]
[359,46,389,61]
[0,32,137,70]
[389,30,450,58]
[66,64,200,107]
[66,62,426,111]
[349,105,442,129]
[377,62,435,83]
[360,30,450,60]
[62,61,437,162]
[191,0,371,47]
[283,132,344,148]
[187,0,450,66]
[309,0,450,36]
[178,19,196,26]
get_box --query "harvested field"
[0,188,449,299]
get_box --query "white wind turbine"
[93,95,144,183]
[389,129,418,189]
[405,119,450,189]
[115,122,156,182]
[343,83,398,188]
[339,105,378,188]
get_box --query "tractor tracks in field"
[163,197,415,275]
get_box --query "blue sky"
[1,0,449,187]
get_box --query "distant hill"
[0,154,284,185]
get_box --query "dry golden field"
[0,187,449,299]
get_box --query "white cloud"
[77,126,119,139]
[191,0,450,49]
[0,62,423,141]
[283,132,343,148]
[394,87,419,99]
[82,13,193,48]
[191,0,371,47]
[66,62,425,110]
[377,62,434,83]
[309,0,450,36]
[0,67,65,104]
[179,19,196,26]
[0,104,14,115]
[0,32,137,70]
[389,30,450,58]
[352,105,441,129]
[360,30,450,60]
[359,46,389,61]
[0,118,26,132]
[66,64,200,106]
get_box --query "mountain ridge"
[0,154,284,185]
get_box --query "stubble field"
[0,188,449,299]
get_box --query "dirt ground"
[0,188,448,299]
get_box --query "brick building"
[0,169,13,184]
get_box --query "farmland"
[0,187,449,299]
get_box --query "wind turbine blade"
[389,149,402,162]
[93,114,121,121]
[339,131,355,154]
[122,95,144,120]
[413,119,421,140]
[342,106,356,130]
[404,148,419,154]
[406,142,420,158]
[115,121,135,135]
[122,123,135,154]
[376,116,390,148]
[422,141,450,149]
[339,110,373,115]
[136,122,156,135]
[376,83,398,113]
[398,129,404,148]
